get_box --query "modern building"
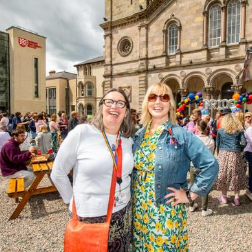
[46,70,77,116]
[0,31,10,112]
[101,0,252,112]
[3,26,46,114]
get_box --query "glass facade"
[209,4,221,47]
[34,58,39,98]
[46,88,56,115]
[0,31,10,112]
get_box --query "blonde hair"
[38,125,48,133]
[140,82,176,126]
[245,112,252,118]
[50,114,57,122]
[235,111,244,127]
[221,113,243,134]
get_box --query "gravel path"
[0,176,252,252]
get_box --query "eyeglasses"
[102,99,126,108]
[148,94,170,102]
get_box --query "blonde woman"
[216,113,247,206]
[132,82,218,251]
[235,111,245,129]
[244,112,252,129]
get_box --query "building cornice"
[100,0,174,30]
[104,56,244,78]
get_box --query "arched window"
[86,83,93,97]
[78,82,84,97]
[168,23,178,55]
[209,4,221,47]
[86,104,93,115]
[227,0,241,44]
[221,82,234,99]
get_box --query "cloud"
[0,0,105,74]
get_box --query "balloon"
[236,104,241,108]
[189,93,195,100]
[249,95,252,100]
[247,100,252,104]
[178,102,181,106]
[196,92,202,97]
[196,98,201,103]
[232,93,240,100]
[242,97,247,102]
[239,95,243,100]
[234,100,239,104]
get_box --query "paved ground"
[0,176,252,252]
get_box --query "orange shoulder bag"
[64,133,122,252]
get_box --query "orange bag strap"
[71,139,122,223]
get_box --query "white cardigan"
[51,124,134,217]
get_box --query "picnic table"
[8,154,57,220]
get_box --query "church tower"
[105,0,148,21]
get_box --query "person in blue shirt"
[132,82,219,252]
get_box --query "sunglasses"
[148,94,170,102]
[245,116,251,118]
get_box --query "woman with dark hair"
[35,113,47,133]
[51,88,134,251]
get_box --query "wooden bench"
[7,160,57,220]
[8,178,26,200]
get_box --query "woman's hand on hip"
[164,187,189,207]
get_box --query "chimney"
[49,70,56,76]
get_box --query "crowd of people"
[0,110,87,188]
[0,83,251,251]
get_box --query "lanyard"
[102,131,123,185]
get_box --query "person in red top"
[0,129,36,188]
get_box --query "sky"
[0,0,105,74]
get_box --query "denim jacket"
[133,121,219,205]
[216,128,246,153]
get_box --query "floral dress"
[132,123,189,252]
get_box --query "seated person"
[0,129,35,188]
[0,122,10,153]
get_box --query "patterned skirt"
[216,150,248,191]
[69,201,132,252]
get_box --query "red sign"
[18,37,42,49]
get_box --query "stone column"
[178,88,188,101]
[162,29,168,55]
[203,11,208,47]
[221,6,227,44]
[203,87,214,100]
[241,0,247,41]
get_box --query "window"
[209,4,221,47]
[227,0,241,44]
[87,83,93,97]
[168,23,178,55]
[87,104,93,115]
[34,58,39,97]
[71,105,75,111]
[48,88,56,115]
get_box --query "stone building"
[101,0,252,112]
[0,26,46,114]
[74,56,105,116]
[46,71,77,116]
